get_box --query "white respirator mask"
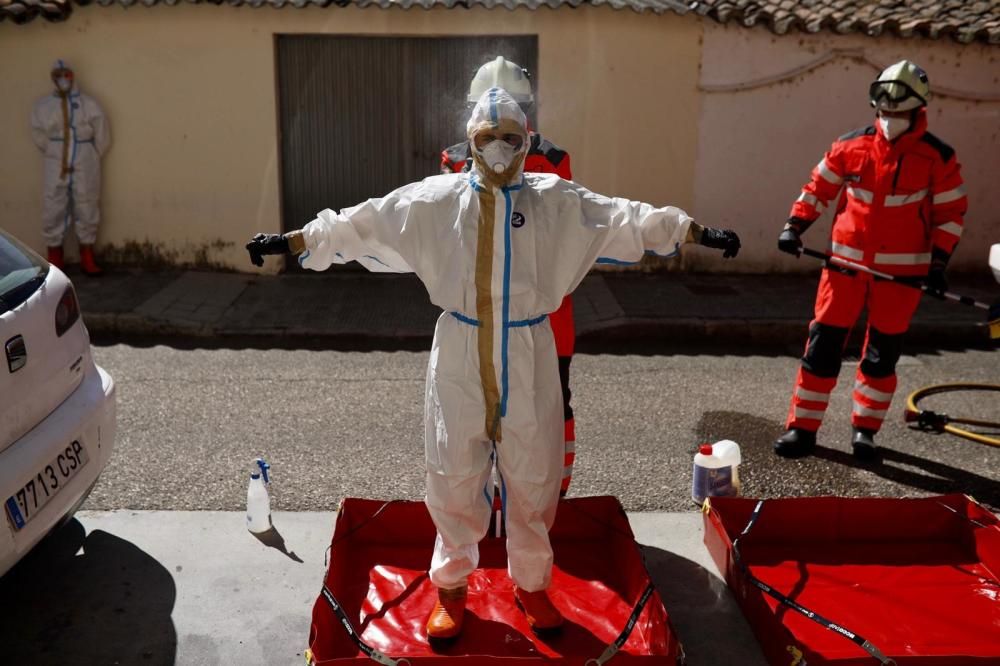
[55,77,72,93]
[878,115,910,141]
[479,140,519,174]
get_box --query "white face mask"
[479,140,518,174]
[878,115,910,141]
[55,77,72,92]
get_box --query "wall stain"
[98,238,235,271]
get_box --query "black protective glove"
[246,233,290,267]
[925,263,948,299]
[700,227,741,259]
[777,227,803,256]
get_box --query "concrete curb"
[84,312,994,352]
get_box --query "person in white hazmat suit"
[31,59,111,276]
[246,87,741,640]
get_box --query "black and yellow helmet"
[869,60,930,112]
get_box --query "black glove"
[925,263,948,299]
[777,227,803,256]
[700,227,741,259]
[246,233,290,267]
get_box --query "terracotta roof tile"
[692,0,1000,44]
[0,0,72,23]
[2,0,998,45]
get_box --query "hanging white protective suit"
[293,88,693,592]
[30,60,111,247]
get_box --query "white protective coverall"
[30,60,111,247]
[295,88,692,592]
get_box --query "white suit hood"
[50,58,77,94]
[466,87,528,189]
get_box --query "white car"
[0,229,116,578]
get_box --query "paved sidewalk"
[0,510,768,666]
[71,267,999,351]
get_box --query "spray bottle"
[246,457,272,533]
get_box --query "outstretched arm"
[577,189,739,264]
[247,180,450,273]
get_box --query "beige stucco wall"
[0,5,702,272]
[693,22,1000,273]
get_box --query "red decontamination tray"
[308,496,684,664]
[703,494,1000,665]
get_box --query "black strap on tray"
[585,581,658,666]
[319,585,411,666]
[732,500,896,666]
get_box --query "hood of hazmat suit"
[293,86,692,593]
[467,87,528,190]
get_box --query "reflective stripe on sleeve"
[884,189,927,207]
[853,381,893,403]
[933,186,966,205]
[816,159,843,185]
[934,221,963,238]
[831,242,864,261]
[847,186,874,203]
[873,251,931,265]
[797,192,826,211]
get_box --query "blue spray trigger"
[255,458,271,484]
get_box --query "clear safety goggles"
[473,131,525,151]
[51,69,74,80]
[869,80,925,109]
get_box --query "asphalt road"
[86,344,1000,513]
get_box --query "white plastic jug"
[691,439,741,506]
[246,457,272,533]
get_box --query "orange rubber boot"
[514,587,563,632]
[79,244,103,276]
[47,246,65,270]
[426,586,467,641]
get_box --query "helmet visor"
[869,80,925,109]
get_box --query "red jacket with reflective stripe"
[440,131,573,180]
[790,110,966,277]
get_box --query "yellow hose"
[904,383,1000,447]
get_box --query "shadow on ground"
[641,545,766,666]
[814,445,1000,511]
[0,519,177,665]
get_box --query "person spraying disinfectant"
[246,457,271,533]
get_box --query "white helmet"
[468,57,533,106]
[869,60,930,112]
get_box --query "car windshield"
[0,229,47,315]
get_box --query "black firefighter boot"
[773,428,817,458]
[851,427,879,462]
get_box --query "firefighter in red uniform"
[442,57,579,496]
[774,60,967,461]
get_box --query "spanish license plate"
[5,440,89,531]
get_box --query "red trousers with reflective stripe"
[786,269,922,433]
[550,295,576,494]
